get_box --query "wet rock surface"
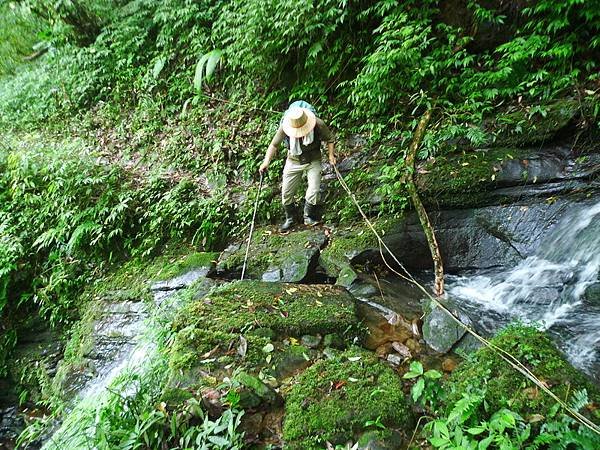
[217,227,327,282]
[422,301,474,353]
[0,407,24,449]
[383,197,583,271]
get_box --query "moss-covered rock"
[319,219,399,285]
[217,227,327,282]
[489,99,579,148]
[167,281,361,389]
[417,147,526,208]
[283,348,412,449]
[445,325,600,423]
[152,251,218,282]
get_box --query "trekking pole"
[241,172,264,280]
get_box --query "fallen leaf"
[286,288,298,294]
[348,356,362,362]
[391,341,412,358]
[289,337,299,346]
[237,336,247,358]
[262,343,274,353]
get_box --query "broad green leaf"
[411,378,425,402]
[429,436,449,447]
[205,50,222,81]
[152,57,166,79]
[194,53,209,90]
[424,369,442,379]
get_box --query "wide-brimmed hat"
[282,107,316,138]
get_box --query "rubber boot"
[303,202,320,226]
[279,204,296,232]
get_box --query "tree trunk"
[404,109,445,296]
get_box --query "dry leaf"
[237,336,247,358]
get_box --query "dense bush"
[0,133,238,375]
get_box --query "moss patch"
[167,281,361,389]
[283,348,412,449]
[445,324,600,423]
[417,147,526,208]
[489,99,579,148]
[319,218,399,281]
[173,280,357,338]
[152,251,218,281]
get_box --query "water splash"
[447,200,600,381]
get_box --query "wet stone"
[151,267,211,291]
[261,267,281,282]
[422,302,472,353]
[583,282,600,306]
[386,354,403,366]
[300,335,322,349]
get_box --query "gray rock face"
[422,302,473,353]
[151,267,211,291]
[383,197,578,272]
[583,283,600,306]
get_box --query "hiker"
[259,101,336,232]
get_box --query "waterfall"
[40,270,212,449]
[447,200,600,381]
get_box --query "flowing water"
[39,271,213,449]
[446,200,600,382]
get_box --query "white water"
[447,200,600,380]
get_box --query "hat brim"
[282,108,317,138]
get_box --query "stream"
[446,199,600,382]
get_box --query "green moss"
[152,251,218,281]
[417,147,526,208]
[283,348,411,449]
[489,99,579,148]
[166,281,361,389]
[445,324,600,422]
[173,280,358,338]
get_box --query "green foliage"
[194,49,223,90]
[0,132,236,374]
[423,390,600,450]
[408,325,600,449]
[402,360,443,407]
[0,2,46,76]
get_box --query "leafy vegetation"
[1,0,600,446]
[406,325,600,449]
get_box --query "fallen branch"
[404,109,445,296]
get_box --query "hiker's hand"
[259,161,269,174]
[329,155,337,166]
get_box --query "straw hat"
[282,107,316,138]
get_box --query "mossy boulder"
[283,348,412,449]
[488,99,579,148]
[417,147,527,208]
[167,281,361,390]
[445,325,600,423]
[217,227,327,282]
[319,220,399,286]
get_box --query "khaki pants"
[281,159,321,206]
